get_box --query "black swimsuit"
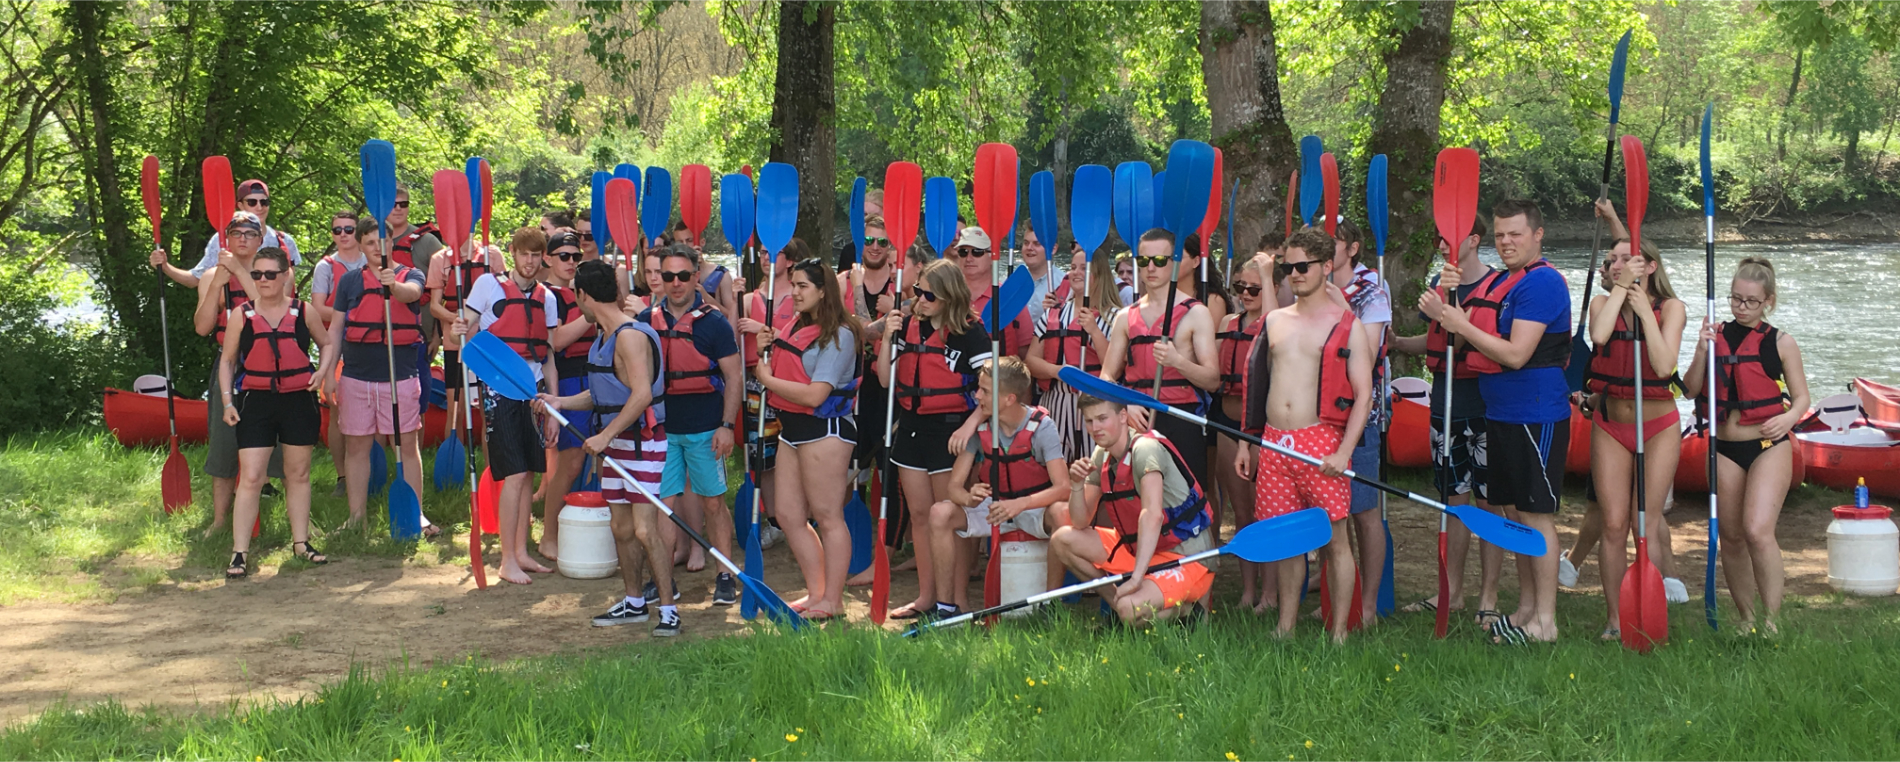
[1713,322,1787,472]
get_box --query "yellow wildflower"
[1394,664,1401,672]
[786,734,799,743]
[1305,740,1314,749]
[441,680,448,688]
[796,728,804,733]
[1226,753,1239,761]
[1026,677,1036,686]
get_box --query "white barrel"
[999,538,1049,618]
[557,491,618,580]
[1827,505,1900,596]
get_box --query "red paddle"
[1282,169,1298,240]
[202,156,234,234]
[479,159,495,248]
[1320,153,1340,237]
[1619,134,1667,653]
[974,142,1018,621]
[143,156,191,514]
[1198,148,1223,247]
[1428,147,1480,639]
[433,169,484,589]
[872,161,922,625]
[680,164,711,247]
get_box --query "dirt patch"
[0,488,1864,726]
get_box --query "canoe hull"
[103,387,478,450]
[1797,427,1900,498]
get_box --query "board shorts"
[743,373,780,470]
[234,390,322,449]
[1093,527,1214,609]
[779,411,857,448]
[205,364,282,481]
[659,428,727,498]
[337,375,422,436]
[602,428,667,505]
[1348,426,1382,515]
[1431,417,1488,500]
[1254,422,1351,521]
[1486,418,1567,515]
[555,375,596,450]
[483,391,547,480]
[892,411,965,474]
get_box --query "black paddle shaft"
[1576,122,1620,335]
[156,261,178,438]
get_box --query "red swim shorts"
[1254,422,1351,522]
[1091,527,1214,609]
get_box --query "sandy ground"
[0,490,1851,726]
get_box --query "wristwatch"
[721,421,737,430]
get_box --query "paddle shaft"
[1153,257,1184,398]
[1704,210,1720,630]
[157,255,178,441]
[753,249,777,555]
[878,264,905,524]
[1435,283,1459,637]
[1576,119,1619,337]
[451,244,487,590]
[989,252,1004,614]
[380,233,405,458]
[914,544,1227,634]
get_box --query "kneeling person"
[1050,395,1216,627]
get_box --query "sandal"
[1400,597,1438,614]
[1600,627,1621,642]
[1487,615,1530,646]
[1473,609,1502,628]
[887,602,927,620]
[293,541,328,565]
[225,551,248,579]
[421,522,442,540]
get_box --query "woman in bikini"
[1682,257,1809,636]
[1584,236,1686,641]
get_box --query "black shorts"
[484,392,547,479]
[780,411,858,448]
[442,349,465,391]
[892,410,964,474]
[1208,405,1245,443]
[1485,418,1568,514]
[1431,417,1489,501]
[1151,412,1209,492]
[853,374,889,466]
[234,390,322,449]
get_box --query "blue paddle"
[1223,179,1238,282]
[908,506,1334,635]
[1056,367,1550,557]
[465,157,485,239]
[1152,140,1216,397]
[841,175,876,572]
[1700,102,1719,632]
[1112,162,1153,247]
[369,440,388,495]
[1028,170,1058,300]
[642,166,673,246]
[849,176,867,262]
[1367,153,1395,618]
[985,265,1036,334]
[359,139,422,540]
[1569,28,1635,393]
[591,171,612,254]
[463,331,804,628]
[924,176,958,256]
[719,170,763,619]
[1151,170,1168,231]
[614,163,640,198]
[1071,164,1111,307]
[1299,135,1323,227]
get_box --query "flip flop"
[801,609,837,622]
[1600,627,1622,642]
[888,602,927,620]
[1400,597,1438,614]
[1474,609,1502,628]
[1487,615,1530,646]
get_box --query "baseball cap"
[237,179,269,198]
[955,227,992,251]
[227,211,263,233]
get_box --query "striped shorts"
[601,427,668,506]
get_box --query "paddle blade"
[720,172,756,254]
[1621,538,1669,651]
[468,490,488,589]
[1432,148,1481,266]
[388,464,423,541]
[1282,169,1298,239]
[476,467,500,535]
[845,487,873,576]
[1071,164,1111,256]
[369,440,389,495]
[736,477,761,620]
[1112,161,1154,245]
[849,175,867,260]
[1321,152,1340,236]
[984,526,1002,614]
[201,156,233,233]
[756,162,800,258]
[591,171,612,250]
[883,162,922,258]
[642,166,673,245]
[1705,514,1720,631]
[431,169,470,253]
[924,176,958,255]
[359,140,398,232]
[462,331,540,402]
[1199,148,1223,246]
[1225,508,1333,563]
[871,515,890,624]
[973,143,1020,249]
[1028,170,1057,253]
[1151,170,1167,231]
[1378,518,1395,617]
[1449,502,1548,556]
[465,157,486,238]
[141,156,162,247]
[433,431,466,492]
[1298,136,1323,225]
[604,177,640,256]
[1434,530,1450,638]
[984,266,1036,333]
[681,164,712,246]
[1367,154,1389,256]
[1058,365,1165,414]
[1700,104,1715,218]
[1623,134,1650,256]
[615,163,640,195]
[161,442,191,513]
[1608,29,1633,125]
[479,159,494,245]
[1162,140,1217,247]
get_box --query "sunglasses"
[1135,256,1171,269]
[866,236,891,248]
[551,250,584,262]
[1232,284,1263,297]
[1277,260,1319,277]
[332,225,356,235]
[660,270,696,283]
[953,247,989,259]
[579,233,594,241]
[912,287,938,303]
[393,200,410,209]
[249,269,285,281]
[241,197,270,208]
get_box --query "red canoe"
[1387,392,1432,468]
[1855,378,1900,431]
[103,387,477,450]
[1796,426,1900,498]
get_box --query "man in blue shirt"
[1420,199,1571,645]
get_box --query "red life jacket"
[742,289,798,368]
[1423,276,1479,379]
[1121,297,1203,406]
[439,249,492,313]
[343,265,425,346]
[842,267,897,319]
[1462,259,1571,375]
[1097,430,1211,557]
[488,275,552,363]
[767,323,858,418]
[237,300,314,393]
[975,408,1056,499]
[1313,310,1360,428]
[972,286,1034,358]
[1037,296,1104,392]
[1585,301,1679,400]
[650,300,724,396]
[1216,312,1262,397]
[549,284,599,371]
[1713,320,1788,426]
[389,221,438,270]
[319,254,364,309]
[211,277,253,347]
[894,315,976,416]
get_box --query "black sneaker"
[641,580,682,602]
[591,599,649,627]
[329,479,346,498]
[712,573,738,606]
[261,482,281,498]
[652,610,681,637]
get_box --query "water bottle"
[1857,477,1871,511]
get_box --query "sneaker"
[1664,577,1690,604]
[712,573,738,606]
[261,482,281,498]
[759,524,785,549]
[592,599,649,627]
[643,580,682,603]
[329,479,346,498]
[652,610,681,637]
[1558,556,1580,588]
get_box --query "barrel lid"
[1833,505,1893,519]
[565,490,608,508]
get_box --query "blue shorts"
[659,428,728,498]
[556,375,596,450]
[1349,425,1382,515]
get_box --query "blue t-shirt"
[638,296,738,435]
[1477,262,1571,424]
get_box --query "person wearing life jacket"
[1683,256,1811,637]
[216,246,334,579]
[1236,228,1373,643]
[754,255,863,621]
[924,357,1070,617]
[539,259,681,635]
[952,227,1034,360]
[733,238,802,551]
[1211,257,1273,614]
[309,211,369,496]
[1098,228,1222,492]
[191,211,283,538]
[1029,243,1122,463]
[1018,226,1067,326]
[1321,220,1395,624]
[384,186,444,369]
[429,237,500,446]
[1179,233,1231,333]
[1390,220,1507,624]
[1419,199,1572,646]
[1051,394,1216,627]
[840,214,898,468]
[532,229,604,561]
[451,226,561,586]
[876,259,994,621]
[155,179,302,289]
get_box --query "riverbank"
[1542,210,1898,245]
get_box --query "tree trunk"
[1199,0,1296,261]
[1365,0,1455,339]
[1777,47,1803,162]
[1845,127,1861,173]
[767,0,835,252]
[66,2,148,361]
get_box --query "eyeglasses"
[241,197,270,208]
[1277,260,1318,277]
[332,225,355,235]
[393,200,410,209]
[660,270,696,283]
[866,237,891,248]
[953,247,989,259]
[551,250,584,262]
[1135,256,1170,269]
[912,287,938,303]
[1232,284,1263,297]
[1728,294,1766,310]
[228,229,262,240]
[579,233,593,242]
[249,269,285,281]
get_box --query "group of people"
[155,171,1810,645]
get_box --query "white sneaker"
[1558,556,1580,588]
[759,524,784,549]
[1664,577,1690,604]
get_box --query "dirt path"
[0,492,1854,726]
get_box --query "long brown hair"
[917,259,973,335]
[1614,236,1679,302]
[788,256,861,350]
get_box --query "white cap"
[955,227,991,251]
